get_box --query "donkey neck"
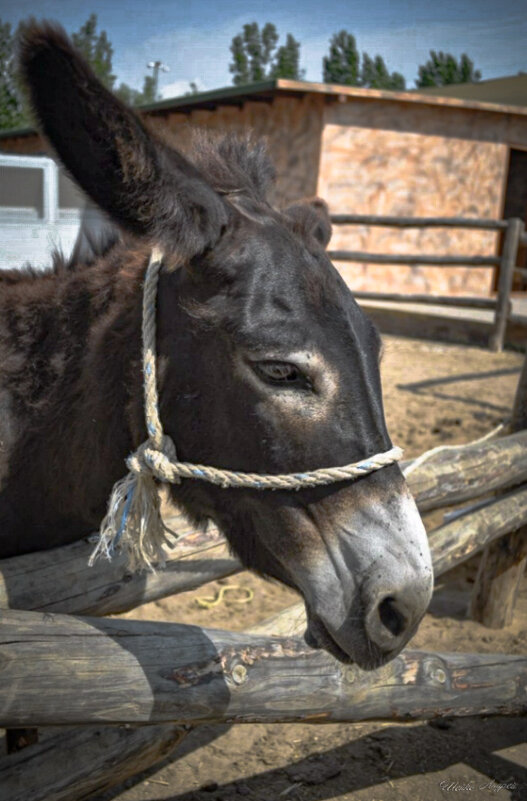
[0,248,150,555]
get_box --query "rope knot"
[127,434,180,483]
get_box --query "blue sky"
[2,0,526,99]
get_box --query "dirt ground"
[98,336,526,801]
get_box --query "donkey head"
[20,22,433,669]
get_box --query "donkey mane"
[178,130,276,200]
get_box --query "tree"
[229,22,304,85]
[72,15,159,106]
[416,51,481,88]
[361,53,405,90]
[0,13,164,129]
[114,82,142,106]
[271,34,305,80]
[323,30,405,90]
[323,30,360,86]
[0,19,29,130]
[139,74,157,104]
[72,14,115,90]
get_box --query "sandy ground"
[96,336,526,801]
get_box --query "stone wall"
[317,98,527,296]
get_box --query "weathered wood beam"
[351,292,499,310]
[490,218,524,352]
[0,608,525,727]
[0,518,241,615]
[330,214,507,230]
[512,351,527,435]
[0,723,187,801]
[404,429,527,512]
[429,485,527,576]
[471,353,527,627]
[1,432,526,618]
[470,529,527,627]
[328,251,498,266]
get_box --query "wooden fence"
[328,214,527,352]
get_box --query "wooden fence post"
[489,218,524,352]
[470,349,527,627]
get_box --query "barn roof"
[2,76,527,141]
[416,73,527,108]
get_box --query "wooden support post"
[470,529,527,627]
[512,350,527,432]
[489,217,524,352]
[0,608,525,727]
[471,350,527,627]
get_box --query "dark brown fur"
[0,22,433,669]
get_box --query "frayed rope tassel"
[89,458,176,572]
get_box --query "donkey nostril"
[378,596,406,638]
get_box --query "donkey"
[0,22,433,669]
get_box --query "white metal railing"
[0,154,95,270]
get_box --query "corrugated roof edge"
[2,77,527,140]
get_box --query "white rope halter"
[90,249,403,569]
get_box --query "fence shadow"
[93,716,527,801]
[397,367,521,415]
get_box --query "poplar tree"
[416,51,481,87]
[229,23,304,84]
[0,20,28,129]
[322,31,361,85]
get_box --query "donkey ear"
[283,197,332,248]
[18,21,227,256]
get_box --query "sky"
[1,0,526,100]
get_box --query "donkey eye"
[254,360,309,387]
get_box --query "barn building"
[1,79,526,300]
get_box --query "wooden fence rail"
[330,215,509,230]
[348,292,499,309]
[329,214,526,352]
[0,607,525,727]
[326,251,499,266]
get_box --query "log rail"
[0,608,525,728]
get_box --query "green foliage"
[271,34,305,80]
[361,53,405,90]
[229,22,304,85]
[72,14,116,90]
[322,30,405,90]
[323,30,360,85]
[0,19,29,130]
[416,51,482,87]
[70,14,158,106]
[114,82,142,106]
[140,74,157,104]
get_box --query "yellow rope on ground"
[196,584,255,609]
